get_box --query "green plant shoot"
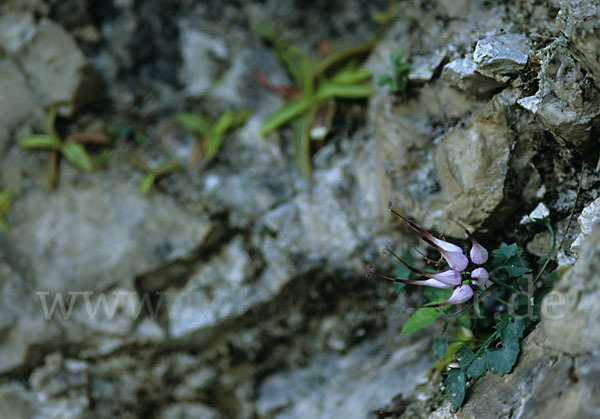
[378,50,410,92]
[19,107,95,189]
[256,24,375,178]
[176,109,250,166]
[130,159,181,195]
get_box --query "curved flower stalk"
[452,218,488,265]
[367,204,490,307]
[366,265,455,289]
[387,202,468,271]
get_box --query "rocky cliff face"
[0,0,599,418]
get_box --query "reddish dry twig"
[255,69,301,100]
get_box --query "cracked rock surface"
[1,0,600,418]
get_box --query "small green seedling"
[176,109,250,166]
[378,50,410,92]
[130,158,181,195]
[256,24,375,178]
[0,188,11,233]
[19,107,103,189]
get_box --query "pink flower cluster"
[366,203,489,307]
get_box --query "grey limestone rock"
[373,86,513,237]
[569,17,600,89]
[19,18,98,116]
[0,11,37,53]
[441,57,504,96]
[542,225,600,355]
[7,177,214,295]
[0,58,36,150]
[517,39,600,149]
[409,49,447,83]
[178,25,228,98]
[456,225,600,417]
[256,332,433,419]
[0,12,99,121]
[2,0,600,418]
[473,33,531,81]
[166,236,257,340]
[160,403,220,419]
[571,197,600,258]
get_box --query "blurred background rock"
[0,0,599,418]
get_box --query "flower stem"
[463,329,500,374]
[533,219,556,284]
[488,294,512,308]
[441,303,473,318]
[488,276,519,293]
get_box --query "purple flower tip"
[441,250,469,272]
[470,240,489,265]
[411,278,455,289]
[471,267,489,287]
[429,269,463,287]
[446,284,474,305]
[430,236,464,254]
[427,284,473,307]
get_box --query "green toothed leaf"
[485,317,525,375]
[492,243,530,277]
[444,369,466,412]
[378,50,410,92]
[492,242,521,263]
[455,346,486,379]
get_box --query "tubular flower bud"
[367,204,493,308]
[452,217,489,265]
[470,240,489,265]
[471,267,489,287]
[427,284,474,308]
